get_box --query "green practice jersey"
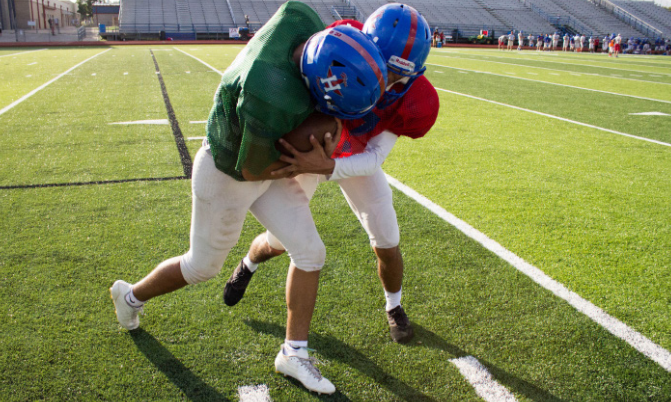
[206,1,325,181]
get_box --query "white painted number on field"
[450,356,517,402]
[238,384,271,402]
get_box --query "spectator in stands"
[563,33,569,52]
[588,36,594,53]
[507,31,515,51]
[109,2,388,396]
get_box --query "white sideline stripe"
[238,384,272,402]
[385,174,671,372]
[427,63,671,105]
[174,47,224,76]
[433,54,671,86]
[450,356,517,402]
[0,48,47,58]
[0,48,111,118]
[433,87,671,148]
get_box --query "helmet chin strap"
[386,76,410,91]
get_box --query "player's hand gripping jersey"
[207,1,324,181]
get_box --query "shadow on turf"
[412,323,566,402]
[245,319,434,401]
[130,329,230,402]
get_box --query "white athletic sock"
[284,340,309,358]
[243,255,258,273]
[125,288,145,308]
[385,288,402,311]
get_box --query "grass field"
[1,45,670,401]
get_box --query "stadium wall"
[1,0,78,30]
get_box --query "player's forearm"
[329,131,398,181]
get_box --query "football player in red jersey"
[224,3,439,345]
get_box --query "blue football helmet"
[363,3,431,108]
[301,25,388,119]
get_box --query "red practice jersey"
[334,76,439,158]
[326,20,440,158]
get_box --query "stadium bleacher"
[117,0,669,41]
[613,0,671,37]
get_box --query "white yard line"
[427,63,671,105]
[385,174,671,373]
[434,87,671,148]
[450,356,517,402]
[0,48,47,58]
[238,384,272,402]
[174,47,224,76]
[0,49,111,118]
[434,49,671,76]
[433,54,671,86]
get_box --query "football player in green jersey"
[110,1,387,394]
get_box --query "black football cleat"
[386,305,414,344]
[223,260,255,306]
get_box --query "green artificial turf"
[1,45,670,401]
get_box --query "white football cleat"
[110,280,142,330]
[275,344,335,395]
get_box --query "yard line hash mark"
[0,49,111,118]
[150,49,192,178]
[385,174,671,372]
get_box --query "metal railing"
[523,1,593,36]
[588,0,664,38]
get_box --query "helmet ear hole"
[332,60,345,67]
[393,19,399,28]
[357,77,365,86]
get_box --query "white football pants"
[266,167,400,251]
[180,147,325,284]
